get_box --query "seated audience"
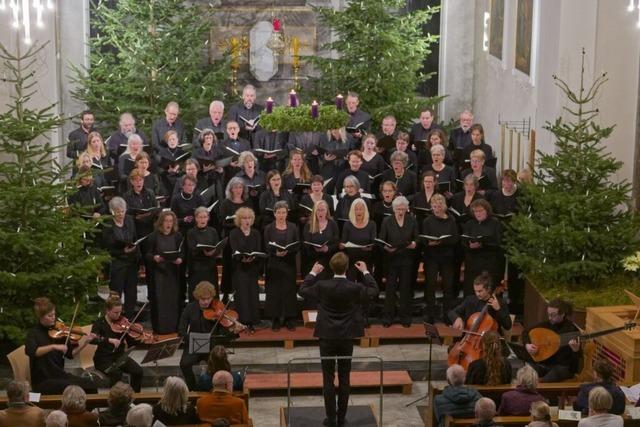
[471,397,500,427]
[465,331,512,386]
[0,380,45,427]
[125,403,156,427]
[433,364,482,427]
[197,345,244,392]
[97,382,133,427]
[153,376,199,425]
[45,411,68,427]
[574,359,625,416]
[60,385,98,427]
[196,371,251,426]
[577,386,623,427]
[498,365,545,416]
[527,401,559,427]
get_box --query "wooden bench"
[0,391,249,411]
[425,383,586,427]
[243,370,412,396]
[444,415,640,426]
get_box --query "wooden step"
[236,325,317,349]
[365,323,462,347]
[243,370,412,396]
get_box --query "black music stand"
[189,332,213,355]
[141,337,182,391]
[406,322,442,407]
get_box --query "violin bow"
[65,302,81,348]
[209,292,236,336]
[115,302,148,350]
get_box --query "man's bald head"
[212,370,234,392]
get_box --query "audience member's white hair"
[126,403,154,427]
[45,410,68,427]
[446,364,466,387]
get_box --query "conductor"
[299,253,379,427]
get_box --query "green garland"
[260,105,349,132]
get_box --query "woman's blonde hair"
[516,364,539,391]
[309,200,332,234]
[154,210,178,233]
[86,131,107,158]
[284,150,312,182]
[234,206,255,228]
[159,376,189,416]
[348,198,370,225]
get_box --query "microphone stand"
[405,323,442,407]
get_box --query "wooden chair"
[6,345,30,383]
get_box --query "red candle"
[266,97,274,114]
[335,94,343,110]
[311,100,319,119]
[273,18,281,32]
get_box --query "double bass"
[447,286,504,370]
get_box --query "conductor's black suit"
[299,271,378,427]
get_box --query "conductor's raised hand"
[354,261,368,273]
[311,262,324,275]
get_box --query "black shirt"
[91,316,137,365]
[449,294,512,331]
[25,323,74,386]
[379,215,418,266]
[151,118,187,151]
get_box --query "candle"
[273,18,281,32]
[289,90,297,107]
[336,94,343,110]
[266,97,274,114]
[311,100,319,119]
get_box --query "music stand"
[406,323,442,407]
[189,332,213,355]
[141,337,182,391]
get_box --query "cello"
[447,285,505,370]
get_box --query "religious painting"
[515,0,534,75]
[489,0,504,60]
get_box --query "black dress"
[186,225,220,297]
[153,404,199,425]
[170,191,205,235]
[258,189,295,228]
[217,198,252,297]
[302,219,340,279]
[101,216,140,317]
[461,217,502,295]
[229,227,263,326]
[146,230,184,334]
[264,222,300,322]
[341,221,377,281]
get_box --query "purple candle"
[289,90,298,107]
[311,100,319,119]
[266,97,274,114]
[336,94,343,110]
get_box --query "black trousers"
[180,351,209,390]
[532,362,574,383]
[95,356,144,392]
[34,374,97,395]
[384,264,413,324]
[319,339,354,426]
[424,256,455,321]
[109,259,138,318]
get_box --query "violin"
[109,316,155,344]
[203,299,247,334]
[48,320,88,342]
[447,285,504,370]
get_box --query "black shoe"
[402,322,411,328]
[382,320,392,328]
[323,418,336,427]
[286,320,296,331]
[271,319,281,332]
[247,325,255,334]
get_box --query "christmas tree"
[305,0,441,128]
[506,52,639,284]
[0,42,108,344]
[71,0,229,137]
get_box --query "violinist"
[524,298,581,382]
[449,272,512,333]
[91,294,144,392]
[178,281,238,391]
[25,297,98,394]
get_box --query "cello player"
[178,281,239,390]
[449,272,512,335]
[524,298,581,382]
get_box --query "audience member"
[577,387,623,427]
[434,364,482,427]
[498,365,545,416]
[574,359,625,416]
[527,401,558,427]
[60,385,98,427]
[153,376,199,425]
[45,410,68,427]
[125,403,157,427]
[0,380,45,427]
[465,331,512,386]
[196,371,251,426]
[97,381,133,427]
[471,397,502,427]
[197,345,244,392]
